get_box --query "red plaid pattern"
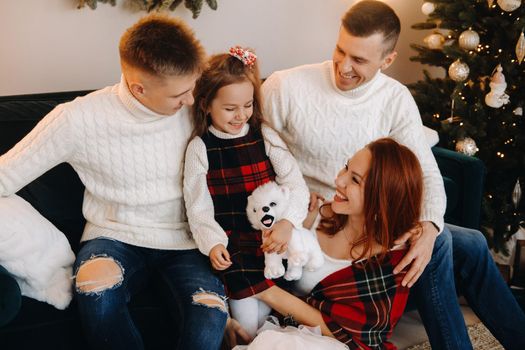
[202,127,276,299]
[305,249,409,349]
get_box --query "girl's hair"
[318,138,424,263]
[191,48,264,139]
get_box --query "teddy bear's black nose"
[262,206,270,213]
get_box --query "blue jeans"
[412,224,525,350]
[73,238,227,350]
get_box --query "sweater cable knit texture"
[262,61,446,231]
[0,76,196,250]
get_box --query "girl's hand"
[209,244,232,270]
[261,219,293,254]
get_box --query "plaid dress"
[305,248,409,350]
[202,126,276,299]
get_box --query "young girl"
[249,138,423,349]
[183,47,309,338]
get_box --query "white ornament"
[421,2,436,15]
[456,137,478,156]
[516,31,525,64]
[513,107,523,116]
[424,33,445,49]
[485,64,510,108]
[497,0,522,12]
[448,59,470,82]
[513,179,522,209]
[459,30,480,50]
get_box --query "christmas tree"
[409,0,525,251]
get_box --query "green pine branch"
[77,0,218,18]
[409,0,525,251]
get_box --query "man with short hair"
[262,1,525,349]
[0,14,227,350]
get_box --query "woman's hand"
[303,192,325,229]
[209,244,232,270]
[308,192,325,212]
[393,221,438,287]
[223,317,253,348]
[261,219,293,254]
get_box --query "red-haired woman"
[249,138,424,349]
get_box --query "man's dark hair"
[342,0,401,56]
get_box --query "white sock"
[230,297,260,338]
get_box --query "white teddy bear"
[247,181,324,281]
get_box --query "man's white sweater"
[0,77,197,250]
[262,61,446,231]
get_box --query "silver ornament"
[513,107,523,116]
[459,30,480,50]
[455,137,478,156]
[513,179,522,209]
[448,59,470,82]
[424,33,445,49]
[497,0,522,12]
[421,2,436,15]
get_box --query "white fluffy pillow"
[0,194,75,310]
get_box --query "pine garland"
[77,0,218,18]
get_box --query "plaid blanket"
[202,127,276,299]
[305,248,409,349]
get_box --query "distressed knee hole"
[192,290,227,313]
[75,257,123,294]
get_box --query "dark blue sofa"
[0,90,485,349]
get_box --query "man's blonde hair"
[119,14,206,76]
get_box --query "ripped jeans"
[73,238,227,350]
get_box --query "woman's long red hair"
[318,138,424,263]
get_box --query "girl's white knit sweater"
[183,124,309,256]
[0,77,197,250]
[262,61,446,232]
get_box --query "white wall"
[0,0,430,96]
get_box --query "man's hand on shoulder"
[393,221,439,287]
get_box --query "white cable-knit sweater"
[183,124,309,256]
[0,76,197,250]
[262,61,446,231]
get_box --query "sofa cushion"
[442,176,459,219]
[0,265,21,327]
[0,194,75,310]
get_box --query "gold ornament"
[488,0,495,6]
[459,30,480,50]
[497,0,522,12]
[448,59,470,82]
[456,138,478,156]
[421,2,436,15]
[424,33,445,49]
[516,31,525,64]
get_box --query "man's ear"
[380,50,398,71]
